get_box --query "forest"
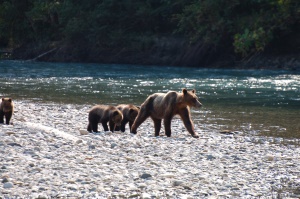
[0,0,299,68]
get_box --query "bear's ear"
[182,88,188,95]
[8,98,12,102]
[136,106,141,110]
[129,109,134,113]
[2,98,4,101]
[192,89,196,93]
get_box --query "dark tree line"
[0,0,299,66]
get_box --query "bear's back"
[89,105,115,120]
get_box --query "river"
[0,60,299,138]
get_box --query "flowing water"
[0,60,299,138]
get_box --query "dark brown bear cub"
[0,98,14,125]
[87,105,123,132]
[131,89,202,138]
[113,104,140,132]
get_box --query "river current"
[0,60,299,138]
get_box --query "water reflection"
[0,60,299,138]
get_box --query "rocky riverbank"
[1,101,299,198]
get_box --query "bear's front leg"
[179,108,199,138]
[151,118,161,136]
[5,112,12,125]
[0,111,4,123]
[128,121,134,133]
[91,122,99,132]
[87,123,92,132]
[109,121,115,132]
[120,119,128,132]
[102,122,109,131]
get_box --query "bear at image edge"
[87,105,123,132]
[0,98,14,125]
[131,88,202,138]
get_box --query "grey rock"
[3,182,13,188]
[2,177,9,183]
[206,154,216,160]
[7,142,22,147]
[140,173,152,179]
[173,180,184,186]
[111,143,118,149]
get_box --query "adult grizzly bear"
[112,104,140,132]
[0,98,14,125]
[131,89,202,138]
[87,105,123,132]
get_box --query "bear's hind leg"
[164,117,172,137]
[131,111,150,134]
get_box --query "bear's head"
[111,110,123,127]
[128,106,140,122]
[182,89,202,108]
[1,98,13,112]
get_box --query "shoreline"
[1,101,299,198]
[2,57,300,71]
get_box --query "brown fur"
[112,104,140,132]
[131,89,202,138]
[87,105,123,132]
[0,98,14,125]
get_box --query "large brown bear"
[0,98,14,125]
[112,104,140,132]
[131,89,202,138]
[87,105,123,132]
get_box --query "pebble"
[173,180,184,186]
[3,182,13,188]
[140,173,152,179]
[141,193,151,199]
[0,101,299,198]
[79,129,89,135]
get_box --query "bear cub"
[113,104,140,132]
[87,105,123,132]
[131,89,202,138]
[0,98,14,125]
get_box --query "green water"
[0,60,299,138]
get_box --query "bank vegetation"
[0,0,299,68]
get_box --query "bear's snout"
[195,101,202,108]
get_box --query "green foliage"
[175,0,300,57]
[0,0,299,58]
[175,0,238,46]
[234,28,273,56]
[231,0,300,56]
[0,0,32,47]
